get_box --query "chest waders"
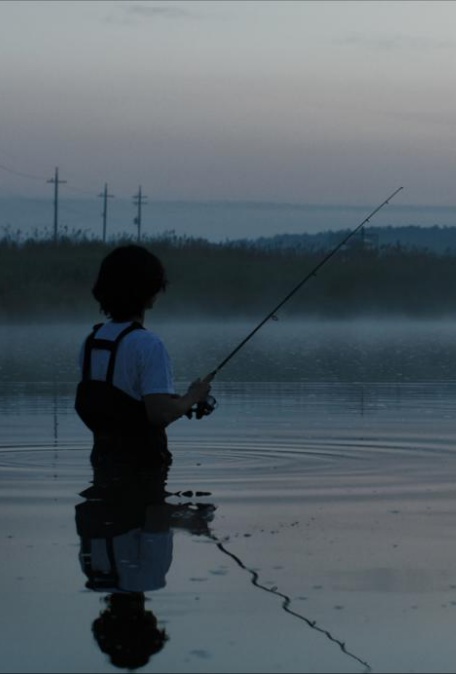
[75,322,169,464]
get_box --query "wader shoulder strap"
[81,323,104,382]
[80,536,120,591]
[82,322,145,384]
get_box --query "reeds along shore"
[1,232,456,320]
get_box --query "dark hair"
[92,245,167,321]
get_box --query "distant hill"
[240,225,456,254]
[1,196,455,245]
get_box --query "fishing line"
[209,532,371,672]
[187,187,403,419]
[211,186,403,377]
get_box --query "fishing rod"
[187,186,403,419]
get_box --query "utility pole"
[47,167,67,243]
[133,185,147,242]
[98,183,114,243]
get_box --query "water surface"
[1,320,456,673]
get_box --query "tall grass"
[1,229,456,320]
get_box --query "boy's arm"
[144,375,212,426]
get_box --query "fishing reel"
[186,395,218,420]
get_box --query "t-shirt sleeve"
[137,334,176,396]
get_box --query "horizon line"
[0,195,455,212]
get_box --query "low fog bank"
[3,317,456,385]
[4,294,456,325]
[5,304,456,326]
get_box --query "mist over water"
[159,317,456,383]
[1,317,451,385]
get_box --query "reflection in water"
[75,446,216,670]
[74,440,372,672]
[213,538,371,672]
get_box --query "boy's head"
[92,245,168,321]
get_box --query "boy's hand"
[188,375,212,402]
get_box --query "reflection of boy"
[76,499,215,593]
[76,466,215,670]
[80,518,173,593]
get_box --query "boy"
[75,245,212,466]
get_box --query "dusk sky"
[1,0,456,212]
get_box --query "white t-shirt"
[79,321,175,401]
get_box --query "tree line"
[1,232,456,320]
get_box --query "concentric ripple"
[2,380,456,501]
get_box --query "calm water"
[2,319,456,673]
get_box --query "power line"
[64,183,98,197]
[0,161,101,198]
[1,160,156,242]
[0,162,46,181]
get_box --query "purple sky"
[1,1,456,220]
